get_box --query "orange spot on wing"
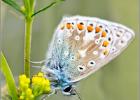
[102,41,109,47]
[87,25,94,32]
[101,31,107,37]
[95,26,101,33]
[66,23,72,29]
[77,23,84,30]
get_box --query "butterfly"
[41,15,135,96]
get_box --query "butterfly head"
[62,85,76,95]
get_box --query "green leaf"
[31,0,65,17]
[0,52,18,100]
[2,0,25,15]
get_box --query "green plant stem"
[24,18,33,78]
[23,0,35,78]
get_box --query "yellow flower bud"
[26,88,32,96]
[19,75,26,81]
[44,86,51,93]
[37,72,44,77]
[44,79,50,86]
[25,78,30,84]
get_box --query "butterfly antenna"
[40,95,48,100]
[73,88,82,100]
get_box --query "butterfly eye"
[77,65,86,72]
[88,60,96,67]
[63,85,72,93]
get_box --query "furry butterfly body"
[41,16,135,95]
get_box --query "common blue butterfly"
[41,16,135,96]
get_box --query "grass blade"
[0,52,18,100]
[2,0,25,15]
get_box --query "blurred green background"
[1,0,139,100]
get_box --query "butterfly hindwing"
[45,16,135,82]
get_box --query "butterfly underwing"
[41,15,135,95]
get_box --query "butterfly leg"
[31,60,46,69]
[30,60,45,65]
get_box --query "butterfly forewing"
[45,16,135,82]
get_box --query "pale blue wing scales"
[44,16,135,83]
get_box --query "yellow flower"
[19,87,34,100]
[19,74,30,84]
[31,72,51,96]
[19,74,30,91]
[18,72,51,99]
